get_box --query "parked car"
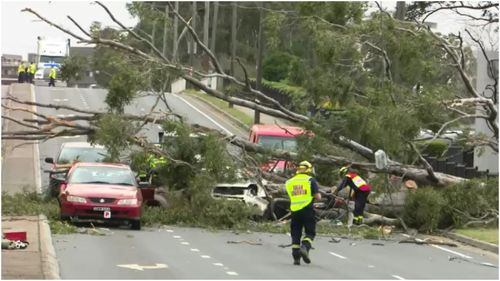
[58,162,144,230]
[211,181,270,218]
[248,124,305,174]
[45,142,108,197]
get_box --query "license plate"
[93,207,110,211]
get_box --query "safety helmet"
[297,160,314,174]
[338,166,350,177]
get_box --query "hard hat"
[297,160,313,174]
[338,166,350,177]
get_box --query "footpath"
[184,90,499,255]
[1,84,60,279]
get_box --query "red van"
[249,124,305,174]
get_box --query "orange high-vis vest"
[346,172,371,191]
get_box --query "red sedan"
[59,162,143,230]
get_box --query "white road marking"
[166,229,174,233]
[30,85,42,194]
[172,93,232,136]
[226,271,238,276]
[201,255,211,259]
[190,248,200,252]
[392,275,405,280]
[368,265,375,268]
[401,234,472,259]
[181,242,190,245]
[62,135,81,139]
[212,263,223,266]
[329,251,347,259]
[117,263,167,271]
[173,235,181,239]
[157,125,163,130]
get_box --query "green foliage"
[1,191,59,220]
[262,51,294,82]
[416,139,450,158]
[403,188,446,233]
[93,114,138,161]
[60,55,86,83]
[105,66,143,113]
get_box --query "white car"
[211,182,270,217]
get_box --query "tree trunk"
[172,2,179,61]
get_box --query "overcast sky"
[1,1,497,60]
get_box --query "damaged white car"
[211,182,270,217]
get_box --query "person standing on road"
[48,66,56,87]
[285,160,321,265]
[17,62,26,83]
[29,62,36,84]
[332,165,372,225]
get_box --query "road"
[10,84,498,279]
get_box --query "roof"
[61,142,105,149]
[250,124,304,137]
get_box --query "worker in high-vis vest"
[48,66,57,87]
[17,62,26,83]
[333,165,372,225]
[285,161,321,265]
[29,62,36,84]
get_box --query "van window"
[257,136,297,152]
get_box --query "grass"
[184,89,254,128]
[453,227,499,244]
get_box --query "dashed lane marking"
[181,242,190,245]
[368,265,375,268]
[201,255,211,259]
[173,235,181,239]
[226,271,238,276]
[212,263,223,266]
[166,230,174,233]
[392,275,405,280]
[329,251,347,259]
[190,248,200,252]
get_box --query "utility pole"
[162,4,169,57]
[172,2,179,62]
[254,2,265,124]
[229,2,237,108]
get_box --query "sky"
[1,1,138,60]
[0,1,497,60]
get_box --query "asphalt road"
[28,85,498,279]
[53,226,498,279]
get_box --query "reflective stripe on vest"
[285,174,313,212]
[346,172,371,191]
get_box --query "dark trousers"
[18,72,25,83]
[290,207,316,246]
[353,190,370,217]
[49,78,55,87]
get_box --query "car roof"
[250,124,304,137]
[61,142,105,149]
[71,162,131,169]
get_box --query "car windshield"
[257,136,297,152]
[68,166,136,186]
[39,55,64,64]
[57,147,108,164]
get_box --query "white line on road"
[200,255,211,259]
[212,263,223,266]
[181,242,190,245]
[190,248,200,252]
[172,93,232,136]
[392,275,405,280]
[30,85,42,194]
[166,229,174,233]
[368,265,375,268]
[173,235,182,239]
[62,135,81,139]
[329,251,347,259]
[226,271,238,276]
[401,234,472,259]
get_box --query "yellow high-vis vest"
[285,173,313,212]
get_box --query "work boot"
[300,240,311,264]
[292,248,301,265]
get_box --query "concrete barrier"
[39,214,61,279]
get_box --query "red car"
[58,162,143,230]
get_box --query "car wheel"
[130,220,141,230]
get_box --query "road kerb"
[441,231,498,254]
[39,214,61,280]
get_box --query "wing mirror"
[45,157,54,164]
